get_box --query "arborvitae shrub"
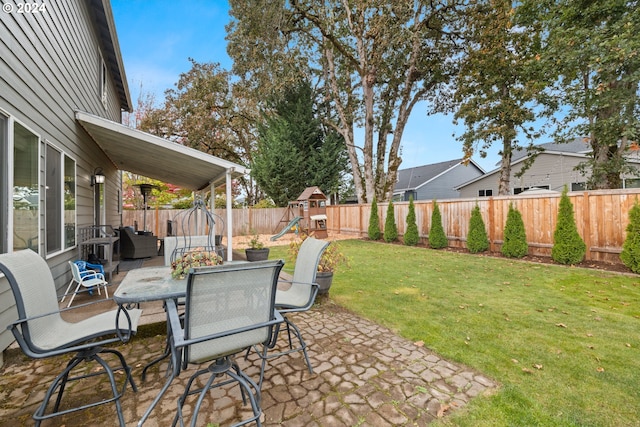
[384,200,398,242]
[551,187,586,265]
[620,200,640,273]
[502,204,528,258]
[467,204,489,253]
[429,201,448,249]
[368,198,381,240]
[404,196,420,246]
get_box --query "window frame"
[45,141,77,257]
[8,116,41,254]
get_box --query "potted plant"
[245,232,270,261]
[289,235,351,295]
[170,248,222,279]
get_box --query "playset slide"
[270,216,303,241]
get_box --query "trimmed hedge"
[467,204,489,253]
[551,187,586,265]
[404,196,419,246]
[368,198,381,240]
[429,201,448,249]
[384,200,398,242]
[620,200,640,273]
[502,203,528,258]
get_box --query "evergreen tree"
[467,204,489,253]
[429,201,448,249]
[368,198,381,240]
[502,204,528,258]
[252,80,348,206]
[384,201,398,243]
[620,200,640,273]
[404,196,420,246]
[551,187,586,265]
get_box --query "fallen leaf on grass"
[522,367,534,374]
[437,403,451,418]
[556,323,567,328]
[597,367,605,372]
[533,364,543,370]
[414,340,424,347]
[512,359,519,364]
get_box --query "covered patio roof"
[75,110,249,260]
[75,110,249,191]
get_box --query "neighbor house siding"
[459,154,587,198]
[417,164,482,200]
[0,0,125,353]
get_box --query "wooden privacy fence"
[122,188,640,265]
[325,188,640,265]
[122,207,288,239]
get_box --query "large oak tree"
[227,0,463,203]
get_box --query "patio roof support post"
[225,168,234,261]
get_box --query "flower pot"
[245,248,270,262]
[315,271,334,295]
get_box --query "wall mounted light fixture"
[91,167,105,186]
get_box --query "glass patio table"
[113,266,182,305]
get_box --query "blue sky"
[111,0,501,172]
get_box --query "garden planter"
[315,271,334,295]
[245,248,270,262]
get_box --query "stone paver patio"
[0,248,498,426]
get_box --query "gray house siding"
[458,153,587,198]
[395,161,484,201]
[0,0,128,354]
[416,164,483,200]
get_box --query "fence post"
[583,191,591,261]
[488,197,495,252]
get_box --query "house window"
[478,189,493,197]
[624,179,640,189]
[572,182,587,191]
[513,186,549,195]
[100,58,108,108]
[13,122,40,252]
[45,144,76,255]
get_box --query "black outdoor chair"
[0,249,142,426]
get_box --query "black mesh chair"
[0,249,142,426]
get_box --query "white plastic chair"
[61,260,109,307]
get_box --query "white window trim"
[5,114,41,254]
[45,141,77,258]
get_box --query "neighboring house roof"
[510,138,591,163]
[394,159,483,192]
[76,111,249,190]
[90,0,132,111]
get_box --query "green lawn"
[269,239,640,427]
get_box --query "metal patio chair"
[164,260,284,427]
[0,249,142,426]
[248,237,329,382]
[60,260,110,307]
